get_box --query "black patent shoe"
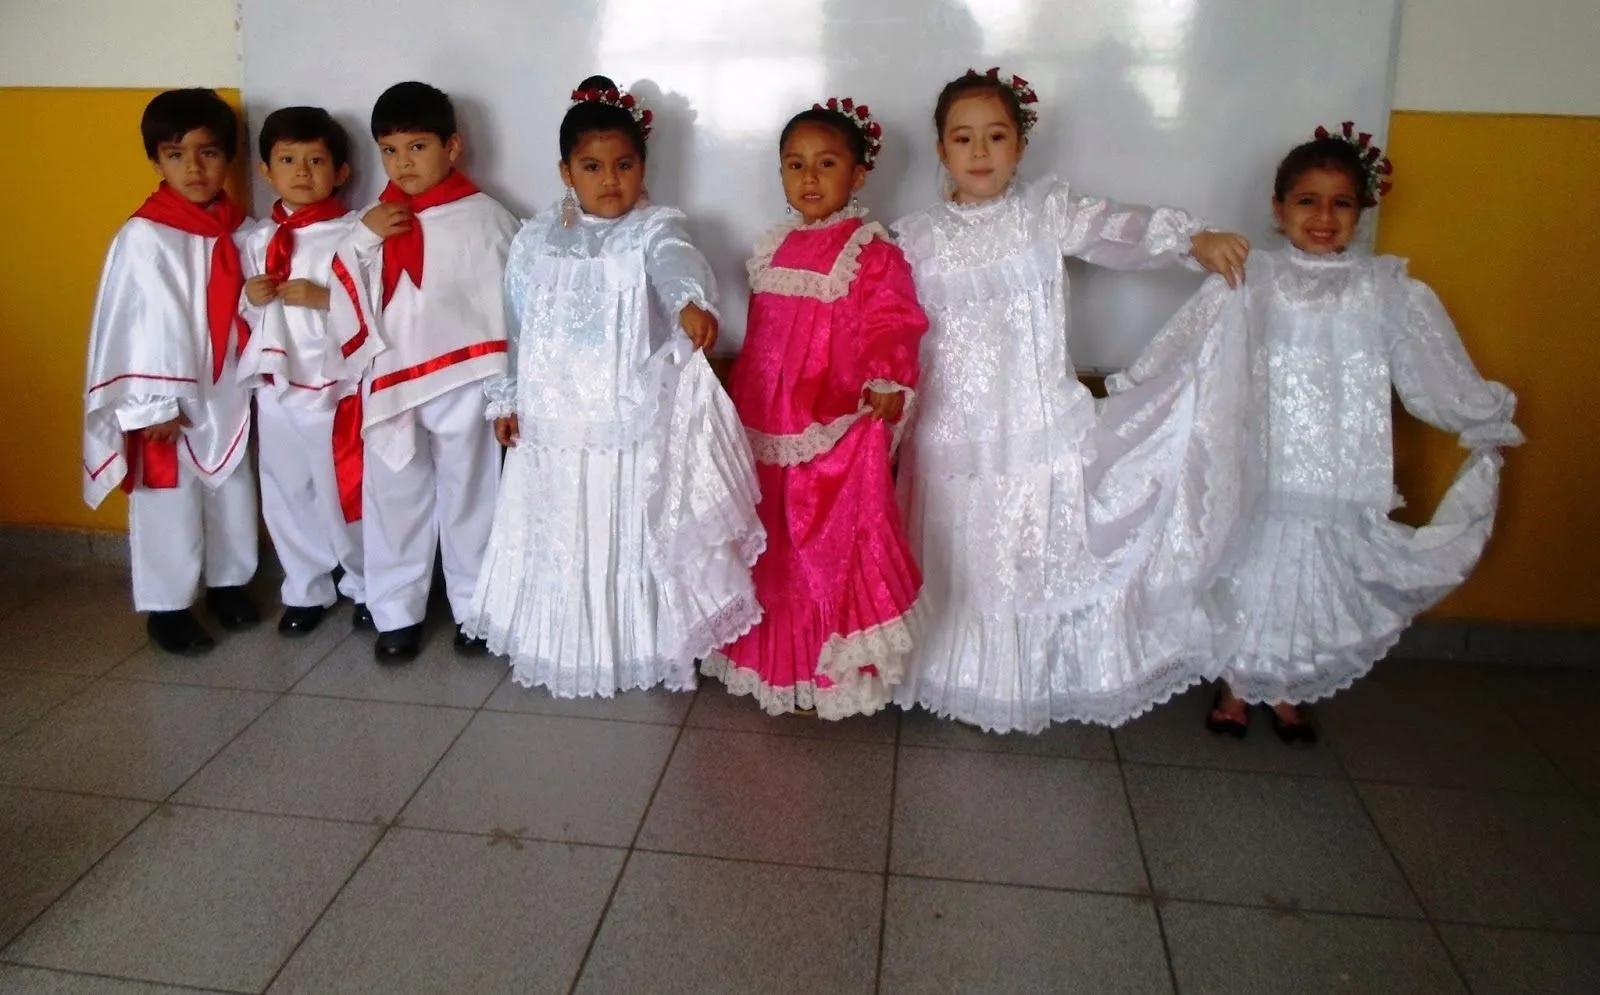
[147,610,216,656]
[351,603,375,631]
[1264,704,1318,745]
[205,586,261,630]
[277,604,327,637]
[453,624,488,656]
[1204,687,1250,739]
[374,623,424,664]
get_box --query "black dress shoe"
[277,604,327,637]
[205,586,261,630]
[351,603,375,631]
[1204,687,1250,740]
[147,610,216,656]
[374,623,424,664]
[453,624,488,656]
[1264,704,1318,745]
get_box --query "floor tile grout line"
[1344,771,1475,991]
[1480,670,1588,797]
[257,666,485,994]
[873,710,903,995]
[565,698,697,995]
[0,959,247,993]
[0,637,151,749]
[1113,739,1182,992]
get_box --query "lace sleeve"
[1037,178,1204,271]
[643,210,718,319]
[483,225,537,420]
[1385,264,1523,450]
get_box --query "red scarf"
[378,170,480,307]
[265,197,348,283]
[131,183,249,384]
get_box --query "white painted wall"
[0,0,238,88]
[1392,0,1600,115]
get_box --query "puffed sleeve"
[1033,177,1204,271]
[854,237,928,393]
[642,209,718,319]
[1383,261,1523,450]
[482,221,540,420]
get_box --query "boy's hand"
[1190,231,1250,289]
[142,413,191,444]
[278,279,331,310]
[362,203,413,238]
[865,388,905,422]
[494,415,519,448]
[244,275,278,307]
[678,303,718,352]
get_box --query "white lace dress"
[1113,246,1523,703]
[464,205,764,696]
[891,177,1226,733]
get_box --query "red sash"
[378,170,480,307]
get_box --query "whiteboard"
[241,0,1400,369]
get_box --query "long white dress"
[892,177,1230,733]
[1111,246,1523,704]
[464,205,765,696]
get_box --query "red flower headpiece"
[571,85,654,142]
[967,67,1040,136]
[816,96,883,170]
[1314,121,1393,201]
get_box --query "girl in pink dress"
[702,99,929,718]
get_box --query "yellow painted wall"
[0,87,249,531]
[1380,111,1600,624]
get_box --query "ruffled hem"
[699,652,894,720]
[817,597,922,689]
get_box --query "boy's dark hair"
[933,73,1026,137]
[779,108,867,167]
[141,88,239,160]
[1273,136,1377,208]
[370,81,456,141]
[560,75,647,162]
[258,106,351,168]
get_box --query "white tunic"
[1113,246,1523,703]
[83,219,252,508]
[465,205,764,696]
[327,191,520,469]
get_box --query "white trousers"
[362,383,501,631]
[257,390,365,609]
[128,456,259,612]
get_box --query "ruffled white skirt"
[465,349,765,696]
[1212,450,1503,704]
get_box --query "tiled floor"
[2,557,1599,994]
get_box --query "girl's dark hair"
[1273,136,1376,208]
[141,88,239,161]
[778,108,867,166]
[258,106,351,168]
[560,75,647,162]
[933,73,1025,136]
[371,81,456,141]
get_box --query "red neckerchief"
[131,183,249,383]
[265,196,348,283]
[377,170,480,307]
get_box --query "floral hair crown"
[816,96,883,170]
[570,85,654,142]
[1314,121,1392,201]
[967,67,1040,135]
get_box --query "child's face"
[1273,167,1362,255]
[259,139,350,210]
[151,127,231,205]
[938,93,1026,204]
[377,130,461,196]
[779,122,866,225]
[559,130,646,220]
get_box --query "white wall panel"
[0,0,238,88]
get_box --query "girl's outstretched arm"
[1039,179,1248,284]
[641,210,719,350]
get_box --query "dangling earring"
[938,165,957,202]
[850,195,859,209]
[785,203,794,216]
[561,186,579,228]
